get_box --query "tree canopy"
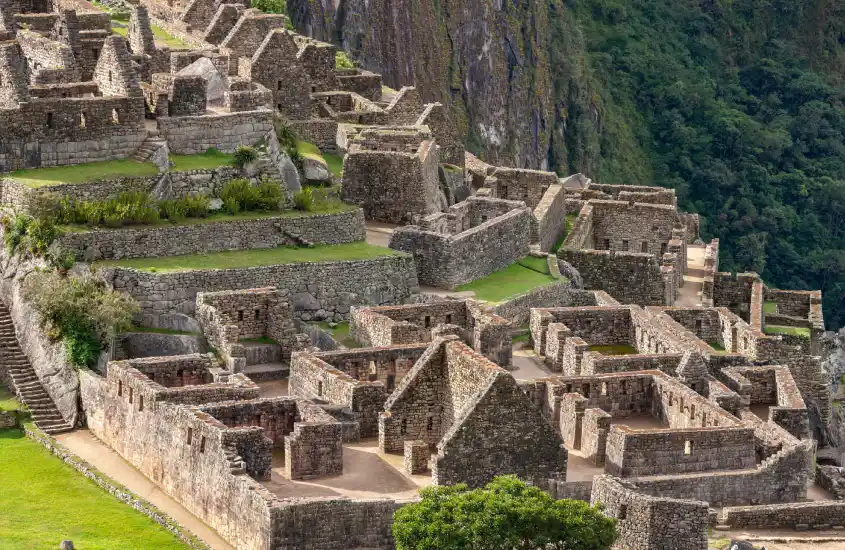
[392,476,617,550]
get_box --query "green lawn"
[96,242,400,272]
[314,321,360,348]
[457,260,557,303]
[169,150,234,172]
[517,256,551,274]
[111,17,189,49]
[587,344,639,355]
[763,301,778,315]
[10,160,160,187]
[708,341,727,352]
[296,140,324,161]
[61,204,358,232]
[512,333,531,345]
[323,153,344,178]
[0,429,187,549]
[0,384,21,411]
[763,325,811,338]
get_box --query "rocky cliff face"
[288,0,601,174]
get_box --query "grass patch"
[61,204,358,232]
[764,325,811,338]
[587,344,639,355]
[10,159,159,187]
[240,337,279,345]
[323,153,344,178]
[517,256,551,275]
[0,429,187,549]
[512,333,531,345]
[296,140,324,161]
[457,260,556,303]
[553,213,579,253]
[314,321,360,348]
[111,18,189,49]
[763,301,778,314]
[169,150,234,172]
[0,384,21,411]
[126,326,200,336]
[96,242,399,272]
[708,341,727,352]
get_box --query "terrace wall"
[102,254,419,322]
[158,109,273,154]
[57,208,366,261]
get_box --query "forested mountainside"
[288,0,845,329]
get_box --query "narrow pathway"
[365,221,399,248]
[55,430,235,550]
[677,244,706,307]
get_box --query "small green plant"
[47,249,76,272]
[252,0,285,14]
[232,145,258,169]
[273,114,299,150]
[1,213,60,257]
[336,51,355,69]
[293,187,314,211]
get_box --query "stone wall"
[284,402,343,479]
[57,208,366,261]
[559,248,669,306]
[0,174,161,210]
[533,183,567,251]
[484,167,559,209]
[492,280,574,326]
[605,425,756,477]
[719,501,845,530]
[389,197,531,289]
[102,253,419,322]
[158,109,273,154]
[591,475,709,550]
[713,272,758,321]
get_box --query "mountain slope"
[289,0,845,328]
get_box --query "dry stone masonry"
[0,0,838,548]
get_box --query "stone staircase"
[133,130,167,163]
[254,156,284,183]
[0,305,74,435]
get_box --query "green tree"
[393,476,617,550]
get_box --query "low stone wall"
[493,280,574,325]
[533,184,567,252]
[559,248,668,306]
[58,209,366,261]
[546,479,593,502]
[290,119,339,152]
[158,110,274,154]
[102,254,418,323]
[719,501,845,530]
[1,175,161,209]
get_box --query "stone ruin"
[0,0,839,548]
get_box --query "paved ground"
[365,221,399,248]
[711,532,845,550]
[678,243,706,306]
[56,430,234,550]
[262,438,428,500]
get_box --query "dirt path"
[56,430,234,550]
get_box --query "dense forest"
[288,0,845,329]
[555,0,845,328]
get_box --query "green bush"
[393,476,617,550]
[219,179,284,212]
[273,115,298,150]
[293,187,314,211]
[51,191,212,227]
[232,145,258,169]
[336,51,355,69]
[1,213,61,257]
[182,194,211,218]
[252,0,285,14]
[159,199,186,223]
[22,271,138,368]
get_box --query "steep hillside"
[289,0,845,328]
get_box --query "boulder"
[302,155,331,182]
[176,57,229,105]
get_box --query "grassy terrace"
[169,150,234,172]
[763,301,778,314]
[323,153,344,178]
[314,321,360,348]
[587,344,639,355]
[9,160,159,187]
[96,242,400,272]
[111,16,190,50]
[763,325,812,338]
[709,341,727,352]
[457,257,557,303]
[0,429,187,549]
[553,213,579,253]
[61,204,358,232]
[0,384,21,411]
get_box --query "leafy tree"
[392,476,617,550]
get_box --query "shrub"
[47,248,75,272]
[336,51,355,69]
[273,115,298,150]
[393,476,618,550]
[252,0,285,13]
[255,180,285,211]
[223,196,241,215]
[159,199,186,223]
[1,213,60,257]
[293,187,314,211]
[232,145,258,169]
[182,194,211,218]
[22,271,138,368]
